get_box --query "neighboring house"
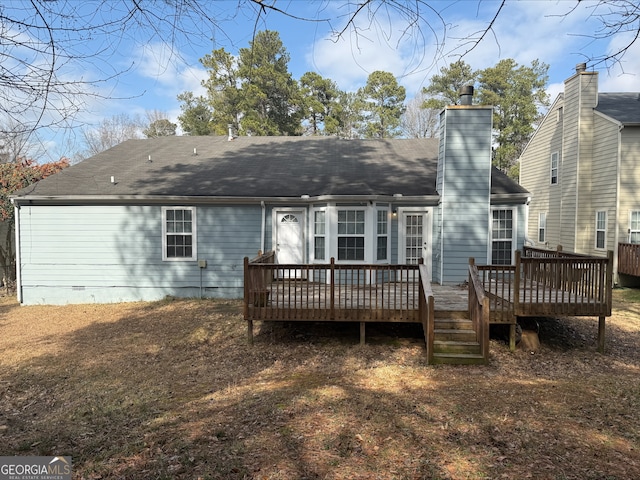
[519,63,640,283]
[12,97,530,305]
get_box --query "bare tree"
[0,120,44,164]
[143,111,177,138]
[81,114,143,158]
[401,92,439,139]
[1,0,638,141]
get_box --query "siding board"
[439,107,493,283]
[18,204,263,304]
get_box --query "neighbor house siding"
[17,204,263,304]
[519,97,565,249]
[576,114,619,254]
[522,71,599,253]
[438,107,493,283]
[618,126,640,245]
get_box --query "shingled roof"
[596,93,640,125]
[15,136,527,200]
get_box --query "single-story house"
[12,96,530,305]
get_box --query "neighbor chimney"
[459,85,474,106]
[576,62,587,74]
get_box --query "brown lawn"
[0,290,638,480]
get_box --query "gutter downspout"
[614,124,623,284]
[261,201,266,254]
[12,200,22,303]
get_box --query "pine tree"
[358,71,406,138]
[237,30,301,136]
[477,59,549,177]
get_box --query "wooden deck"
[251,280,467,321]
[244,247,614,361]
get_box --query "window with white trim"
[314,210,326,260]
[595,211,607,249]
[376,209,389,261]
[337,209,365,261]
[630,211,640,244]
[550,152,558,185]
[162,207,196,261]
[491,209,514,265]
[538,212,546,243]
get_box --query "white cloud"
[598,32,640,92]
[304,1,613,97]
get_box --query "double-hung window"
[538,212,546,243]
[630,211,640,244]
[162,207,197,261]
[595,211,607,250]
[313,210,326,260]
[376,210,389,261]
[337,209,365,261]
[550,152,559,185]
[491,209,514,265]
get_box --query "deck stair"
[432,315,485,365]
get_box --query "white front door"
[399,209,431,275]
[275,210,305,278]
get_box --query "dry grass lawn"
[0,289,639,480]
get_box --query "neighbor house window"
[538,212,547,243]
[337,209,365,261]
[595,211,607,249]
[162,207,196,261]
[491,209,514,265]
[630,211,640,244]
[550,152,558,185]
[314,210,326,260]
[376,209,389,261]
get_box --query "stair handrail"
[468,258,490,364]
[418,264,435,364]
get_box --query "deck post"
[360,322,366,345]
[247,319,254,345]
[606,250,614,316]
[511,251,522,351]
[598,316,605,353]
[330,257,336,320]
[244,257,253,345]
[509,324,516,351]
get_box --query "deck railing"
[468,260,490,363]
[244,257,422,324]
[477,248,612,321]
[476,264,517,324]
[618,242,640,277]
[518,249,613,316]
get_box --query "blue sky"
[13,0,640,161]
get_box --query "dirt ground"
[0,289,638,480]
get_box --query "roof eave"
[11,193,442,206]
[490,193,531,204]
